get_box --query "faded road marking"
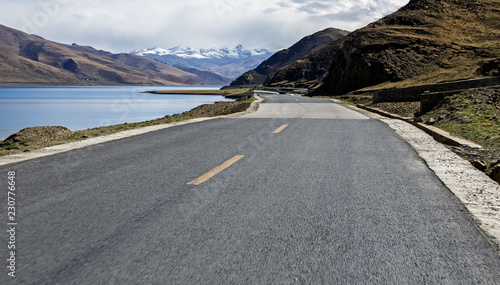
[273,125,288,134]
[187,155,245,185]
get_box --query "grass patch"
[438,121,497,144]
[355,59,486,93]
[422,88,500,149]
[2,141,19,150]
[314,95,373,106]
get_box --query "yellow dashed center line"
[273,124,288,134]
[187,155,245,186]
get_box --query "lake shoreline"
[0,96,255,156]
[146,88,251,99]
[0,86,237,140]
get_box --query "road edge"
[340,101,500,253]
[220,94,263,118]
[356,104,483,149]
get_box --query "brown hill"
[266,37,346,89]
[321,0,500,94]
[0,24,196,86]
[65,44,231,85]
[171,65,232,86]
[230,28,349,86]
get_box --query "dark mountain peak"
[267,37,347,89]
[230,27,349,87]
[403,0,479,10]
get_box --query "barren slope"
[322,0,500,94]
[230,28,349,86]
[66,44,230,85]
[267,37,346,89]
[0,24,196,86]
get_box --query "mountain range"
[266,36,347,89]
[64,43,230,86]
[230,28,350,87]
[2,0,498,92]
[131,45,273,80]
[228,0,500,94]
[0,24,230,86]
[259,0,500,94]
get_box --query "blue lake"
[0,86,232,140]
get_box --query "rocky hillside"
[266,37,346,89]
[321,0,500,94]
[0,24,197,86]
[230,28,349,87]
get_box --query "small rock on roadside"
[471,160,488,172]
[425,117,436,125]
[492,164,500,184]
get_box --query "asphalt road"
[2,93,500,284]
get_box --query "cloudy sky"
[1,0,408,53]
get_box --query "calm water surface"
[0,86,232,140]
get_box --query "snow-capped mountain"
[132,45,271,60]
[130,45,273,79]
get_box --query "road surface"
[1,93,500,284]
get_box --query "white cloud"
[0,0,409,53]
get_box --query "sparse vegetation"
[2,141,19,150]
[422,88,500,149]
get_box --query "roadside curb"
[356,104,483,149]
[0,96,263,167]
[344,102,500,253]
[382,118,500,253]
[220,94,263,118]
